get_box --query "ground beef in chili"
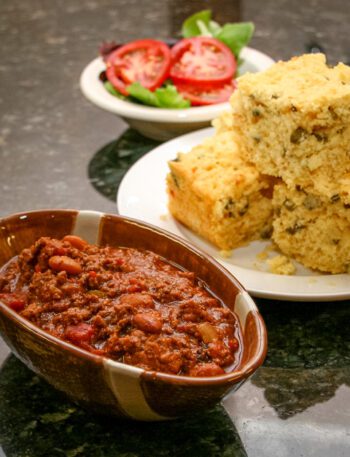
[0,236,241,377]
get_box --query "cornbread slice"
[272,183,350,273]
[167,128,276,250]
[231,53,350,202]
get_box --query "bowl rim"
[0,209,267,385]
[79,46,275,123]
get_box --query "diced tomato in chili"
[53,247,68,256]
[65,323,95,345]
[228,338,239,351]
[0,293,27,312]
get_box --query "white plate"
[80,47,275,123]
[117,128,350,302]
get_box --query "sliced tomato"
[175,80,237,106]
[170,37,236,87]
[106,39,171,93]
[106,64,129,95]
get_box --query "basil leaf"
[182,9,212,38]
[104,81,128,100]
[214,22,254,59]
[155,85,190,109]
[181,11,254,60]
[208,20,221,35]
[127,82,160,107]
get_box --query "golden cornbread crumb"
[231,54,350,202]
[256,243,275,261]
[256,250,269,261]
[267,255,296,275]
[167,125,275,250]
[272,183,350,273]
[219,249,233,258]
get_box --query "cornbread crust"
[167,127,275,250]
[231,54,350,202]
[272,183,350,273]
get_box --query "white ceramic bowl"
[80,47,275,141]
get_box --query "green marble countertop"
[1,0,350,455]
[0,357,245,456]
[1,297,349,456]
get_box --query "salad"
[100,10,254,108]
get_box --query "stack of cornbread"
[167,54,350,273]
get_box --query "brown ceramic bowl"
[0,210,267,421]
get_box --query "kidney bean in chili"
[0,236,241,377]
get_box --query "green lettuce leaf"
[155,85,190,108]
[127,82,159,106]
[104,81,128,100]
[127,82,190,109]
